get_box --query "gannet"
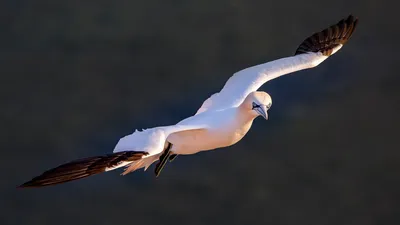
[19,15,358,188]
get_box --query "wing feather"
[199,15,358,112]
[113,123,209,155]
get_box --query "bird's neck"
[237,105,258,123]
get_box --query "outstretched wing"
[19,122,208,188]
[18,151,148,188]
[197,15,358,113]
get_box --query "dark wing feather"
[19,151,148,188]
[295,15,358,56]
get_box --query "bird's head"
[243,91,272,120]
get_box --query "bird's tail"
[295,15,358,56]
[18,151,148,188]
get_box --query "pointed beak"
[255,105,268,120]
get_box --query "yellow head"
[241,91,272,120]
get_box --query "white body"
[112,50,341,172]
[169,107,255,155]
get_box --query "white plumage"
[20,15,358,188]
[112,51,331,171]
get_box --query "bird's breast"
[168,118,254,155]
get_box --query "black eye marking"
[252,102,260,109]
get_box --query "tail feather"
[18,151,148,188]
[121,154,160,175]
[121,160,145,175]
[295,15,358,56]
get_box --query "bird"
[19,15,358,188]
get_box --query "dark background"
[1,0,399,225]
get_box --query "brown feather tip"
[18,151,148,188]
[295,15,358,56]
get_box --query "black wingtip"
[18,177,46,188]
[295,15,359,56]
[17,181,39,189]
[18,151,148,188]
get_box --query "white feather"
[196,52,329,113]
[113,123,209,155]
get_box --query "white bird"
[20,15,358,188]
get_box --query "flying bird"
[19,15,358,188]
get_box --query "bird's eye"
[252,102,260,109]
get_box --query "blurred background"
[1,0,399,224]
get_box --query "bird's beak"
[255,105,268,120]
